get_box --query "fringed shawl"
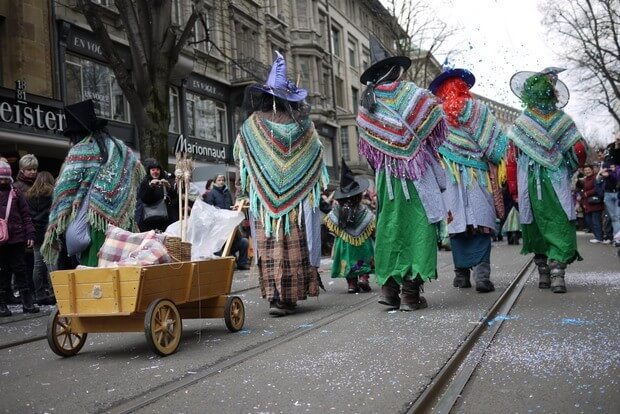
[356,81,447,181]
[42,135,144,264]
[508,108,583,171]
[439,99,508,189]
[235,113,329,238]
[323,205,375,247]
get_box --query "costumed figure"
[234,52,329,317]
[507,67,587,293]
[356,56,448,311]
[324,159,375,293]
[42,100,145,268]
[428,67,508,293]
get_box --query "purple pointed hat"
[251,51,308,102]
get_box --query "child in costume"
[324,159,375,293]
[507,67,587,293]
[234,52,329,316]
[356,56,448,311]
[428,67,508,293]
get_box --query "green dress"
[324,205,375,279]
[520,168,581,264]
[374,171,438,285]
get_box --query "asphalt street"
[0,234,617,414]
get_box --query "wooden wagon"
[46,254,245,357]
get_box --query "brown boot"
[400,278,428,311]
[358,275,372,292]
[378,277,400,309]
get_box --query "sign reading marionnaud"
[173,134,230,163]
[0,81,66,133]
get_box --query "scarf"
[235,113,329,238]
[356,81,447,181]
[323,204,375,246]
[439,99,508,188]
[42,134,144,263]
[509,108,583,170]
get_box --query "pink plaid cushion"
[98,225,164,267]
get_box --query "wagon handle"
[221,200,247,257]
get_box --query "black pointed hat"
[63,99,108,138]
[333,158,369,200]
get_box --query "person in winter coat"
[0,161,38,317]
[581,164,605,243]
[26,171,56,305]
[138,158,177,232]
[203,174,233,209]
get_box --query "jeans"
[0,243,29,295]
[231,237,249,267]
[604,192,620,238]
[33,244,55,299]
[585,210,603,241]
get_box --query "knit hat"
[0,161,13,183]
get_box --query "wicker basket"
[164,236,192,262]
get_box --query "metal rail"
[406,258,534,414]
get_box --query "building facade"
[0,0,518,187]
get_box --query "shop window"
[65,55,131,123]
[186,92,227,143]
[169,87,180,133]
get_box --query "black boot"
[534,254,550,289]
[453,267,472,288]
[378,277,401,309]
[20,290,40,314]
[0,291,11,317]
[400,278,428,311]
[474,262,495,293]
[6,290,20,304]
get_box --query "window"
[362,49,370,71]
[347,37,358,69]
[298,56,312,91]
[171,0,182,25]
[321,68,331,100]
[340,127,350,162]
[322,138,334,167]
[266,0,282,18]
[91,0,116,10]
[194,7,216,53]
[186,92,227,143]
[351,87,359,113]
[169,87,180,133]
[65,55,130,123]
[331,26,341,57]
[234,22,258,59]
[334,76,344,108]
[294,0,310,28]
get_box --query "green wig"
[520,75,558,111]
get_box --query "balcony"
[230,58,271,85]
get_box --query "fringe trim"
[359,119,446,181]
[323,217,376,247]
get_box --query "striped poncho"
[439,99,508,189]
[508,108,583,171]
[42,134,144,264]
[356,81,447,180]
[234,112,329,238]
[323,205,375,247]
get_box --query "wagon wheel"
[144,299,182,356]
[224,296,245,332]
[46,309,88,357]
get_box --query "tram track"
[405,257,535,414]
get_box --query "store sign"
[173,135,230,163]
[0,81,65,133]
[186,75,227,101]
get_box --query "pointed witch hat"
[250,51,308,102]
[333,158,369,200]
[510,67,570,108]
[62,99,108,137]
